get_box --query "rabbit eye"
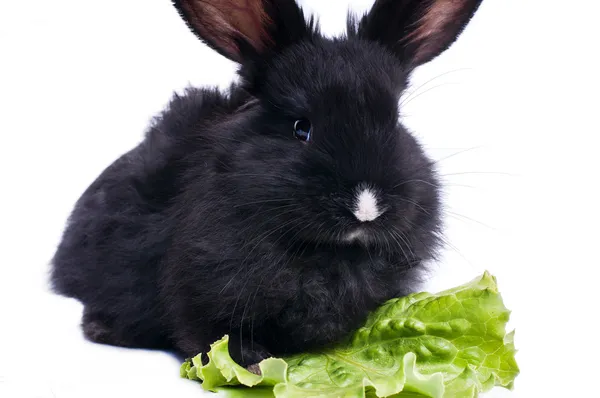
[293,119,312,142]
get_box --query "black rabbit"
[51,0,484,366]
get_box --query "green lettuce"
[181,272,519,397]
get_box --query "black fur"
[51,0,482,366]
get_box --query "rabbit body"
[51,0,484,365]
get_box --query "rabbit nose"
[353,185,383,222]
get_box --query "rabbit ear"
[356,0,483,70]
[173,0,310,63]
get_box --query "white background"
[1,0,599,397]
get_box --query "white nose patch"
[353,187,382,222]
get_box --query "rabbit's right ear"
[355,0,484,71]
[173,0,310,64]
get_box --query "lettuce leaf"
[181,272,519,397]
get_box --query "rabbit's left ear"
[355,0,484,71]
[173,0,310,64]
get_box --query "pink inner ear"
[405,0,468,64]
[183,0,273,61]
[415,0,456,39]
